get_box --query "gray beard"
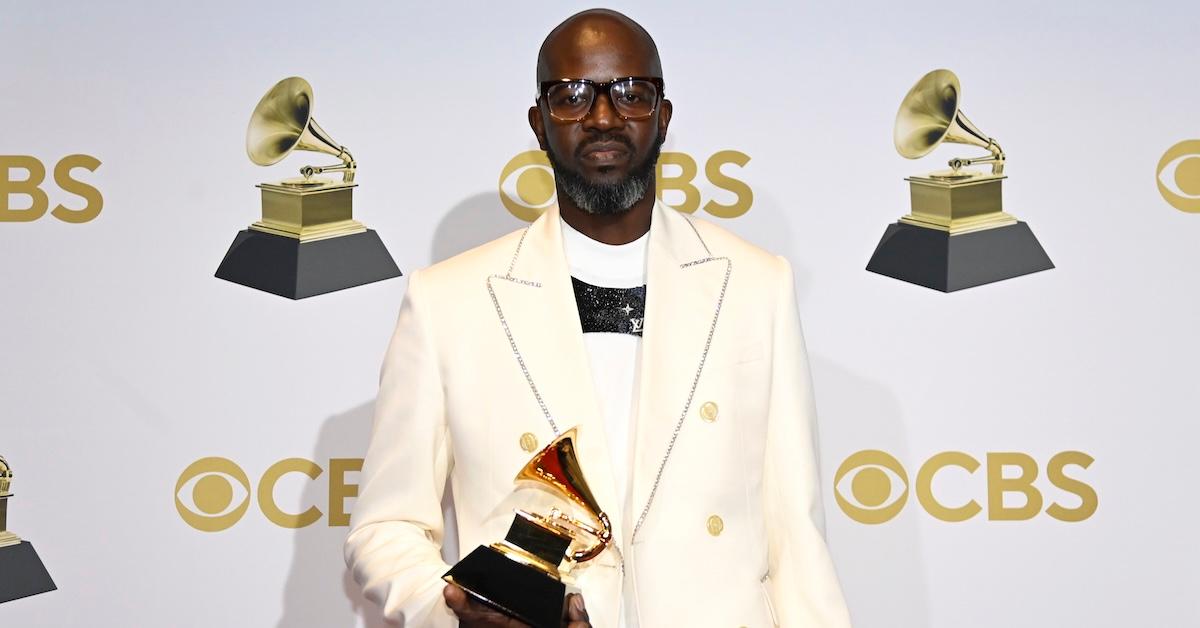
[546,138,661,216]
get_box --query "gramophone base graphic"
[215,181,401,299]
[867,220,1053,292]
[0,541,57,604]
[867,173,1053,292]
[215,229,400,299]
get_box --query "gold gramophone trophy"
[866,69,1053,291]
[444,428,612,628]
[0,456,57,604]
[215,76,401,299]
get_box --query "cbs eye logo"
[1156,140,1200,213]
[174,458,252,532]
[499,151,558,222]
[832,450,909,524]
[174,457,361,532]
[1,155,103,223]
[834,450,1098,524]
[499,149,752,222]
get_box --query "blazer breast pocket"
[710,339,764,368]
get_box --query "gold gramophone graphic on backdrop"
[0,456,57,604]
[866,69,1053,292]
[214,76,401,299]
[0,457,17,550]
[444,428,612,628]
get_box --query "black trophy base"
[866,221,1054,292]
[0,541,56,604]
[444,545,565,628]
[215,229,402,299]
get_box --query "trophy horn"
[246,76,356,183]
[515,428,613,563]
[894,69,1005,176]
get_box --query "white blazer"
[345,200,852,627]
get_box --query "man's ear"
[528,105,548,150]
[657,99,673,141]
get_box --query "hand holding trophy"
[443,587,591,627]
[444,428,610,628]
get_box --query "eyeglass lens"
[545,79,658,120]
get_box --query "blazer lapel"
[486,203,628,555]
[629,201,731,542]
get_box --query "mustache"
[574,133,635,159]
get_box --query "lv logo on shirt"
[571,277,647,337]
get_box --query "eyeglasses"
[537,76,665,122]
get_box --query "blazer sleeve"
[344,268,458,626]
[763,256,853,627]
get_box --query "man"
[345,9,852,627]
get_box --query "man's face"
[529,24,672,214]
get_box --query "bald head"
[536,9,662,84]
[527,9,672,224]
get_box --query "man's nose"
[581,90,626,132]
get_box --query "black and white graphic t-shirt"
[560,216,647,521]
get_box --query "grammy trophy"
[443,428,612,628]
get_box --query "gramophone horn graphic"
[866,69,1053,291]
[444,427,612,628]
[215,77,401,299]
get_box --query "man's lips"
[579,141,631,162]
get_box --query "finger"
[444,585,495,617]
[445,585,530,626]
[444,584,491,615]
[566,593,589,622]
[561,593,573,622]
[444,584,468,612]
[561,593,576,622]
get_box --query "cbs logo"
[499,149,752,222]
[1,155,103,223]
[1157,140,1200,213]
[174,457,361,532]
[834,450,1097,524]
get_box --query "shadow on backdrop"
[431,192,526,265]
[811,356,930,628]
[275,401,460,628]
[273,401,388,628]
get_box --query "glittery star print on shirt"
[571,278,647,336]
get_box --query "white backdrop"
[2,1,1199,626]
